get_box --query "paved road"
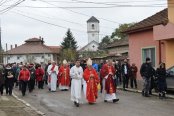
[13,86,174,116]
[0,95,41,116]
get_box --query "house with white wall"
[4,38,61,64]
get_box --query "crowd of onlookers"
[0,62,49,96]
[0,57,167,99]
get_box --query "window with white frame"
[142,47,156,67]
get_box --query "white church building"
[79,16,100,52]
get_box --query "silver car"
[166,66,174,91]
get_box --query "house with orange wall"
[124,0,174,80]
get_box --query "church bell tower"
[87,16,99,43]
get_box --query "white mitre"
[87,58,92,66]
[63,59,67,64]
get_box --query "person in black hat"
[140,57,155,97]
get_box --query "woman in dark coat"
[4,64,14,96]
[0,65,5,95]
[156,63,167,99]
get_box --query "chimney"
[39,36,41,40]
[168,0,174,23]
[6,43,8,51]
[11,45,13,50]
[15,44,17,48]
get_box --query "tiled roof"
[124,8,168,34]
[105,38,128,49]
[48,46,61,53]
[87,16,99,23]
[6,38,61,55]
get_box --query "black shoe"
[113,99,119,103]
[149,91,152,95]
[142,91,145,96]
[144,94,150,97]
[74,101,77,105]
[162,92,166,98]
[29,90,32,93]
[76,103,79,107]
[89,102,95,105]
[104,100,107,102]
[22,92,25,96]
[159,93,163,99]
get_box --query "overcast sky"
[0,0,167,50]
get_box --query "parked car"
[166,65,174,91]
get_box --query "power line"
[38,0,121,24]
[39,0,167,6]
[12,11,111,36]
[2,4,168,8]
[0,0,25,14]
[15,9,84,26]
[0,0,9,6]
[14,9,115,30]
[40,0,166,4]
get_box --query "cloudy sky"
[0,0,167,50]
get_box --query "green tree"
[111,23,135,39]
[98,35,111,49]
[60,48,77,62]
[60,29,78,61]
[98,23,134,50]
[61,29,78,50]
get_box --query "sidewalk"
[0,94,43,116]
[117,86,174,99]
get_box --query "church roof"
[78,40,99,52]
[87,16,99,23]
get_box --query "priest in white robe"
[47,61,59,92]
[70,59,83,107]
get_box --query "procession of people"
[0,57,168,107]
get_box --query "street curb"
[117,87,174,99]
[12,93,46,116]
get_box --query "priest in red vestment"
[100,60,119,103]
[58,60,70,91]
[83,58,99,104]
